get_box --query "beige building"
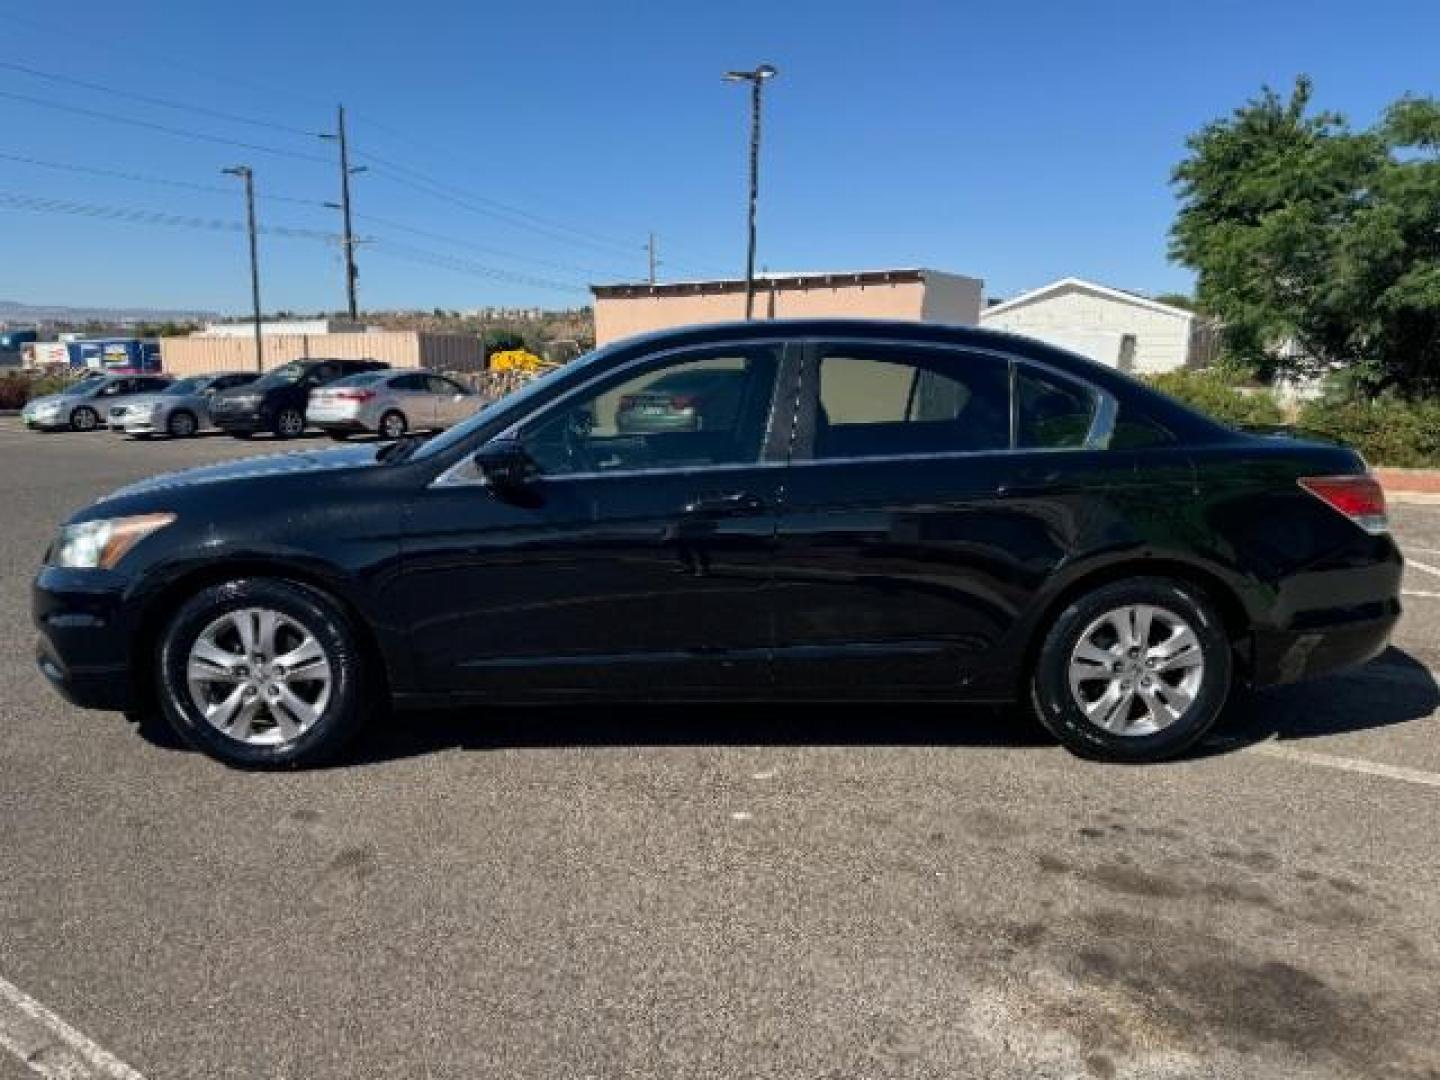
[160,330,486,377]
[591,268,984,346]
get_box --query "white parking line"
[1407,558,1440,579]
[1403,589,1440,600]
[1248,742,1440,790]
[0,974,145,1079]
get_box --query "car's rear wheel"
[273,408,305,439]
[70,406,98,432]
[167,410,198,438]
[379,410,407,440]
[156,578,368,768]
[1030,576,1232,763]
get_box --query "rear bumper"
[32,567,135,712]
[1250,603,1400,687]
[312,419,371,434]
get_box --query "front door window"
[520,346,781,476]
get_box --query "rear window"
[326,373,386,388]
[1015,367,1097,449]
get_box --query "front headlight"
[33,402,60,417]
[51,513,176,569]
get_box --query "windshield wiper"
[377,432,426,464]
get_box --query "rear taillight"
[333,389,376,402]
[669,394,699,410]
[1298,475,1389,534]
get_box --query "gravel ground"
[0,418,1437,1080]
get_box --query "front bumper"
[212,411,265,434]
[23,414,66,430]
[32,566,136,712]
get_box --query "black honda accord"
[33,320,1402,768]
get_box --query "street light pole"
[222,166,264,372]
[724,63,778,320]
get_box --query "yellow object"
[489,349,545,373]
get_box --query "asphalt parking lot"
[0,417,1437,1080]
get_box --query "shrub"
[1295,396,1440,468]
[1144,369,1285,428]
[0,374,29,409]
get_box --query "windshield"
[164,377,207,395]
[411,357,584,461]
[254,362,309,388]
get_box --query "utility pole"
[222,165,264,372]
[647,232,659,285]
[321,105,364,320]
[723,63,778,319]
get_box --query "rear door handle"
[683,491,767,516]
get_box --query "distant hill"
[0,299,219,324]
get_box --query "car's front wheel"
[156,578,369,768]
[70,406,99,432]
[273,408,305,439]
[1030,576,1232,763]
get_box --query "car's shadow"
[132,647,1438,766]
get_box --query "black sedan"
[33,320,1402,768]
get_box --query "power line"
[0,60,320,139]
[366,241,586,295]
[0,187,586,295]
[0,188,338,241]
[0,150,327,206]
[0,9,337,110]
[0,88,332,164]
[355,211,631,280]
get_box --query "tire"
[156,578,370,768]
[1029,576,1232,763]
[167,410,198,438]
[273,408,305,439]
[70,406,98,432]
[379,410,408,440]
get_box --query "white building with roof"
[980,277,1202,374]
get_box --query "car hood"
[24,391,85,409]
[97,444,380,504]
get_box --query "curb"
[1375,467,1440,496]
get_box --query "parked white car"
[307,370,479,440]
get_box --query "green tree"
[1170,77,1440,395]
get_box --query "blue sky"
[0,0,1436,315]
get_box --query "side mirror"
[473,439,538,489]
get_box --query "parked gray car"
[22,373,173,432]
[111,371,262,438]
[307,369,478,440]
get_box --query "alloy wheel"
[185,607,333,746]
[169,411,197,437]
[1066,603,1205,736]
[72,407,97,431]
[277,410,304,437]
[381,412,407,439]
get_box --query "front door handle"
[683,491,767,516]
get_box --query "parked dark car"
[208,358,389,439]
[33,320,1402,769]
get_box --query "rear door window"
[812,347,1011,459]
[390,373,429,392]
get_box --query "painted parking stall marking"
[0,973,146,1079]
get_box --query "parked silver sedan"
[307,370,479,440]
[112,371,262,438]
